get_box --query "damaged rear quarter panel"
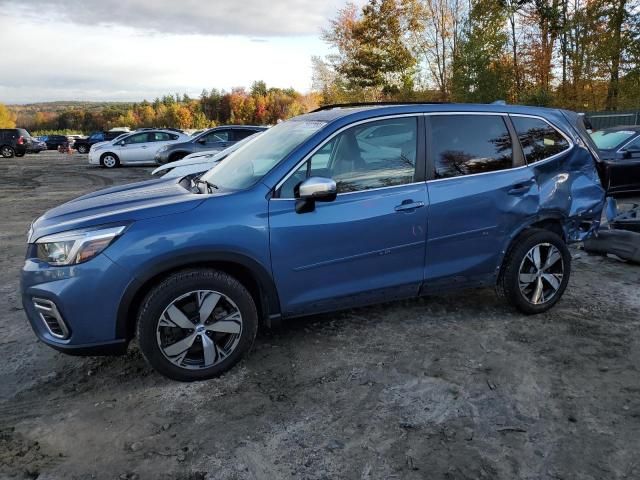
[532,141,606,242]
[495,111,606,273]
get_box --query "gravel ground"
[1,151,639,480]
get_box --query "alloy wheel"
[1,146,13,158]
[518,243,564,305]
[103,155,117,168]
[156,290,243,370]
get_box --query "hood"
[156,162,218,179]
[152,152,221,177]
[91,140,111,149]
[596,148,618,160]
[29,177,204,241]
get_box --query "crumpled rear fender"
[535,128,606,242]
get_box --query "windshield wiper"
[192,178,219,194]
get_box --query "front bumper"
[88,148,101,165]
[154,150,171,164]
[21,252,132,356]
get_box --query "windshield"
[591,130,636,150]
[200,120,326,190]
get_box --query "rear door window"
[149,132,173,142]
[511,116,570,163]
[202,129,231,143]
[233,129,257,141]
[430,115,513,179]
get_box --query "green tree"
[451,0,511,103]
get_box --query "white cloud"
[0,6,334,103]
[0,0,347,36]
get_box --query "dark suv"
[42,135,71,150]
[73,131,128,154]
[155,125,268,164]
[1,128,31,158]
[22,103,605,381]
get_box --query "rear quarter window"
[511,117,570,164]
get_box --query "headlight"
[35,225,127,266]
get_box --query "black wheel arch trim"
[115,250,281,340]
[494,213,569,279]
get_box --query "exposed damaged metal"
[584,199,640,264]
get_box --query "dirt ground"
[1,151,639,480]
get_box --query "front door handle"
[395,200,425,212]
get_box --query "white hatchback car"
[89,130,190,168]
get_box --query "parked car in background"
[591,126,640,195]
[154,125,268,164]
[151,131,263,178]
[27,138,47,154]
[41,135,72,150]
[0,128,31,158]
[22,103,605,381]
[88,129,190,168]
[74,131,127,154]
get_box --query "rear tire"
[498,229,571,315]
[136,269,258,381]
[15,152,25,157]
[1,146,14,158]
[100,153,120,168]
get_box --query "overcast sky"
[0,0,353,104]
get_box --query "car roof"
[297,103,571,123]
[209,125,268,130]
[595,125,640,133]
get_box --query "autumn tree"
[323,0,418,98]
[0,103,16,128]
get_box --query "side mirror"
[294,177,337,213]
[197,138,207,144]
[621,149,632,159]
[118,141,126,146]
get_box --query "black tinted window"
[512,117,569,163]
[431,115,513,179]
[203,129,230,142]
[626,136,640,151]
[233,129,257,141]
[280,117,417,197]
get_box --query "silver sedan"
[89,130,190,168]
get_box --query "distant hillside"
[8,101,134,115]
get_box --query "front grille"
[33,298,70,339]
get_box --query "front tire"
[499,229,571,315]
[1,146,15,158]
[77,145,89,154]
[136,269,258,381]
[100,152,120,168]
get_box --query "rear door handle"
[395,200,425,212]
[508,180,534,195]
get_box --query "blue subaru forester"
[22,103,606,381]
